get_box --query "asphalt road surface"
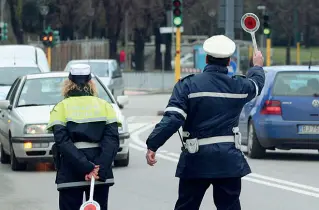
[1,94,319,209]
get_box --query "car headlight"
[24,124,48,134]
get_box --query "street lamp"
[39,5,49,30]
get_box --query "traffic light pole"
[175,27,181,83]
[47,47,52,70]
[266,38,271,66]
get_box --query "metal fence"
[122,71,195,92]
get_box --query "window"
[0,67,41,86]
[17,77,113,106]
[273,72,319,96]
[8,79,21,104]
[111,62,122,79]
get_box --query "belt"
[73,142,99,149]
[186,136,235,146]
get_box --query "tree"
[7,0,24,44]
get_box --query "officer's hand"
[85,171,100,181]
[253,50,264,67]
[146,149,157,166]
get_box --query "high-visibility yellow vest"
[47,96,121,131]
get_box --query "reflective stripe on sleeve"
[164,107,187,119]
[248,79,259,98]
[57,178,114,189]
[188,92,248,99]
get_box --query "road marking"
[128,122,319,198]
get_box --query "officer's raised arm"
[146,78,190,153]
[94,103,120,181]
[235,50,265,102]
[47,103,95,175]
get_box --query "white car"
[0,72,130,171]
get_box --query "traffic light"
[40,27,60,48]
[53,30,60,45]
[263,14,270,36]
[0,22,8,41]
[41,31,50,47]
[172,0,183,27]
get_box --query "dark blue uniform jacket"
[146,64,265,179]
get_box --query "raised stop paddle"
[80,176,101,210]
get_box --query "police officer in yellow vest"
[47,64,120,210]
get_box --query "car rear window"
[273,72,319,96]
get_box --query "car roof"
[68,59,116,63]
[263,65,319,72]
[24,72,98,80]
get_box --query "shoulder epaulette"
[180,74,195,81]
[232,74,246,79]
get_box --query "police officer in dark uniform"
[47,64,121,210]
[145,35,265,210]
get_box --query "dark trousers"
[174,177,241,210]
[59,185,109,210]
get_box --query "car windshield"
[0,67,40,86]
[17,77,114,107]
[67,62,110,77]
[273,72,319,96]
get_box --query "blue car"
[239,65,319,158]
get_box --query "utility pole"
[124,11,128,70]
[257,5,266,52]
[225,0,234,39]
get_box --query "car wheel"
[247,121,266,159]
[0,144,10,164]
[114,151,129,167]
[10,144,27,171]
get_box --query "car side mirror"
[117,95,129,107]
[0,100,11,110]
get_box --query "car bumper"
[256,119,319,149]
[116,132,130,160]
[11,136,55,163]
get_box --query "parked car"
[0,72,130,171]
[239,65,319,158]
[64,59,125,108]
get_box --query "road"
[1,93,319,209]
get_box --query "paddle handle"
[250,32,258,53]
[89,176,95,201]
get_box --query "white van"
[0,45,50,72]
[64,59,126,108]
[0,45,50,99]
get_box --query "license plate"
[298,125,319,134]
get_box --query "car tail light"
[260,100,282,115]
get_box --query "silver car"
[0,72,130,171]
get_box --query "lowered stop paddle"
[80,176,100,210]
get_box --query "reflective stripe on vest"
[74,142,99,149]
[47,96,121,131]
[57,178,114,189]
